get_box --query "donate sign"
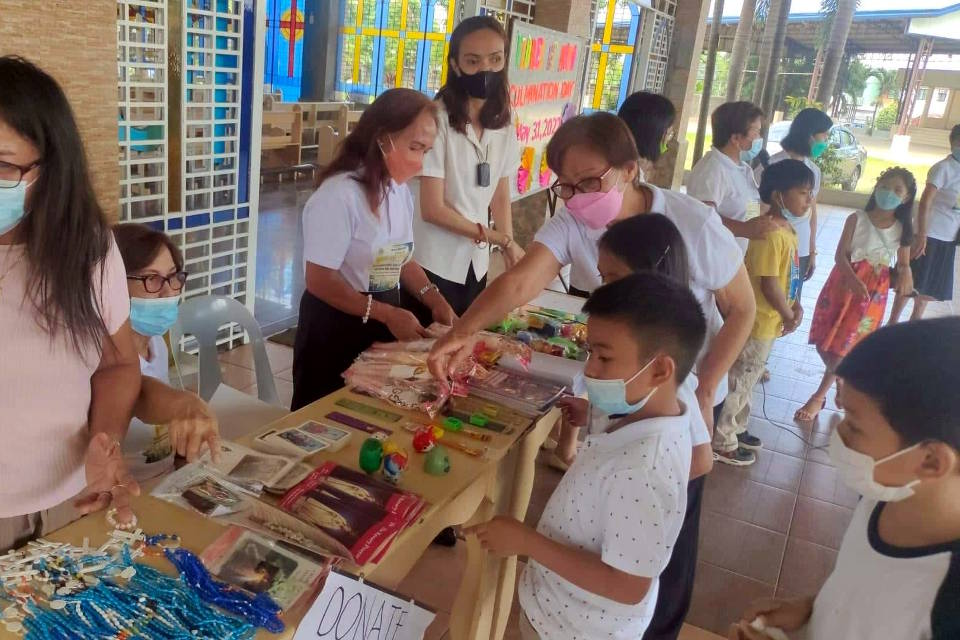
[294,570,435,640]
[509,21,587,200]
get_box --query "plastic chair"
[169,295,281,406]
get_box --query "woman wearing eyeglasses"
[114,223,221,480]
[0,56,141,552]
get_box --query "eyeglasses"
[127,271,188,293]
[550,167,613,200]
[0,160,41,189]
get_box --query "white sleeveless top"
[850,210,902,268]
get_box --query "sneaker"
[713,447,757,466]
[738,431,763,450]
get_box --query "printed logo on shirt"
[788,250,801,304]
[368,242,414,292]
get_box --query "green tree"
[875,101,899,131]
[815,0,859,105]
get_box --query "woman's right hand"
[844,272,869,299]
[745,215,779,240]
[911,235,927,260]
[503,241,525,269]
[427,329,477,380]
[384,306,429,341]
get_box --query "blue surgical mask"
[740,137,763,163]
[130,296,180,336]
[0,179,33,236]
[778,193,809,223]
[874,187,902,211]
[952,147,960,163]
[584,358,658,417]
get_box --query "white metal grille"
[180,0,248,321]
[641,9,673,93]
[117,0,168,227]
[478,0,535,25]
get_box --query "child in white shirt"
[466,273,708,639]
[729,318,960,640]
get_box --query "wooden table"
[3,388,558,640]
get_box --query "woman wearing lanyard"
[0,56,141,551]
[413,15,524,316]
[755,107,833,292]
[688,101,778,253]
[427,109,753,638]
[291,88,456,411]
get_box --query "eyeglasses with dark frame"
[550,167,613,200]
[0,160,42,189]
[127,271,189,294]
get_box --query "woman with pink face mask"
[291,88,456,410]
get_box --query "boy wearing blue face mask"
[730,317,960,640]
[465,273,707,640]
[713,159,812,466]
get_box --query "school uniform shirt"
[302,171,414,292]
[122,335,174,482]
[805,498,960,640]
[925,156,960,242]
[756,152,822,258]
[0,238,129,517]
[745,225,800,340]
[518,402,693,640]
[412,102,521,284]
[534,185,744,405]
[687,148,762,253]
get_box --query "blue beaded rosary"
[0,530,284,639]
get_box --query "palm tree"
[726,0,758,100]
[752,0,787,108]
[815,0,857,106]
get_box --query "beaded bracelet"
[104,508,137,532]
[361,294,373,324]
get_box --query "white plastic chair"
[170,295,280,405]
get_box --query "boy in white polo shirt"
[466,273,707,640]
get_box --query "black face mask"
[455,69,499,99]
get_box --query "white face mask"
[828,429,922,502]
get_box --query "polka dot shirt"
[518,407,693,639]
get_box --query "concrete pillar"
[534,0,592,39]
[652,0,711,188]
[301,0,340,101]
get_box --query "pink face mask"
[565,174,624,229]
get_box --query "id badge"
[745,200,761,220]
[477,162,491,187]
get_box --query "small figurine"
[424,446,451,475]
[381,451,409,484]
[412,427,439,453]
[358,438,384,474]
[468,412,489,428]
[382,439,401,456]
[441,416,463,432]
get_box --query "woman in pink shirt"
[0,56,142,552]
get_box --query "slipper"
[762,369,771,383]
[794,396,826,423]
[541,436,558,451]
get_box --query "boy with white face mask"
[465,273,707,639]
[729,317,960,640]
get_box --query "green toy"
[424,446,451,475]
[441,416,463,432]
[358,437,384,473]
[468,413,489,427]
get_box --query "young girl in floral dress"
[795,168,916,423]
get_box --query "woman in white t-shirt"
[292,88,455,410]
[114,223,220,481]
[688,101,777,252]
[889,125,960,323]
[413,16,524,316]
[755,108,833,294]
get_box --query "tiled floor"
[232,195,957,638]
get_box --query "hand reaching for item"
[427,329,477,380]
[463,516,531,557]
[169,390,221,462]
[385,306,429,341]
[76,432,141,525]
[727,597,813,639]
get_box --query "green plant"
[814,144,844,186]
[784,96,824,119]
[874,101,899,131]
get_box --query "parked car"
[765,121,867,191]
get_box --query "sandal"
[762,369,771,383]
[794,396,826,423]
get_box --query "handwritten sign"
[294,570,435,640]
[509,21,587,200]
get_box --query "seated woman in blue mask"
[114,223,220,480]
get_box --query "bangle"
[418,283,440,300]
[362,294,373,324]
[475,222,489,248]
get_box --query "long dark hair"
[599,214,691,287]
[618,92,676,162]
[780,108,833,157]
[436,16,511,134]
[318,88,436,209]
[865,166,916,247]
[114,223,184,273]
[0,56,111,353]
